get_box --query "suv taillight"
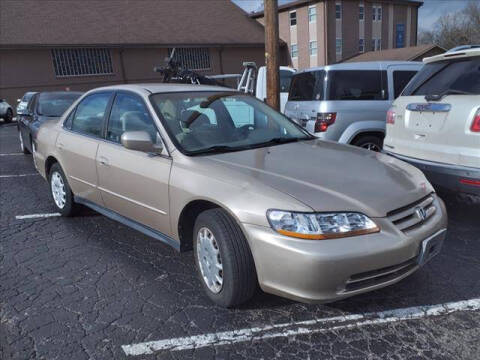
[471,111,480,132]
[386,108,396,125]
[315,112,336,132]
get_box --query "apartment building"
[252,0,422,68]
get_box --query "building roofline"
[250,0,423,18]
[0,43,269,50]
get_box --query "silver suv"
[285,61,422,151]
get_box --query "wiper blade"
[261,137,303,145]
[189,145,239,155]
[425,89,473,101]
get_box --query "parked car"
[255,66,295,112]
[16,92,37,116]
[285,61,422,151]
[33,84,447,307]
[0,98,14,124]
[384,48,480,198]
[17,91,82,154]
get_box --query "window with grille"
[51,48,113,77]
[359,4,364,20]
[168,48,211,70]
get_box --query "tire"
[4,109,13,123]
[352,135,383,152]
[48,163,79,217]
[193,208,257,307]
[18,131,30,154]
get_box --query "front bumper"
[385,151,480,197]
[242,196,447,303]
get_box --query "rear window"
[37,92,82,117]
[403,58,480,96]
[327,70,388,100]
[393,71,417,98]
[288,70,325,101]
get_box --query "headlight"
[267,210,379,240]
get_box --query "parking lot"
[1,121,479,359]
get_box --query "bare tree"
[418,1,480,49]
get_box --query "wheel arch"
[177,199,245,252]
[45,155,59,177]
[338,120,386,144]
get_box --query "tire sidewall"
[193,212,237,307]
[49,163,75,216]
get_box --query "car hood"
[206,139,434,218]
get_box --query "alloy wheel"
[196,227,224,293]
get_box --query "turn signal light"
[471,112,480,132]
[315,112,336,132]
[386,108,396,124]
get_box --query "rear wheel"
[4,109,13,123]
[49,163,79,216]
[353,135,383,152]
[193,208,257,307]
[19,131,30,154]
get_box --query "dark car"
[18,91,82,154]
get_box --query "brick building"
[252,0,422,69]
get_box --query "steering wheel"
[237,124,255,138]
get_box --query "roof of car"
[423,48,480,63]
[90,83,236,95]
[295,61,422,74]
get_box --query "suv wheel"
[5,109,13,123]
[193,208,257,307]
[19,132,30,154]
[49,163,79,216]
[353,135,383,152]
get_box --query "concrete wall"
[0,46,267,109]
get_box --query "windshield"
[150,92,313,155]
[37,92,82,117]
[402,58,480,96]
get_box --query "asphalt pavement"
[1,122,479,359]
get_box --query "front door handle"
[98,156,110,166]
[57,142,64,150]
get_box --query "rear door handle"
[98,156,110,166]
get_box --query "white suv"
[384,48,480,198]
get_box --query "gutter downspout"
[119,47,127,83]
[324,1,328,65]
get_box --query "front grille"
[345,257,418,292]
[387,195,436,232]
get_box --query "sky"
[232,0,471,31]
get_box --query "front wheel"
[49,163,79,216]
[194,208,257,307]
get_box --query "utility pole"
[264,0,280,111]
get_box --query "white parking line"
[121,298,480,356]
[0,173,39,178]
[0,153,23,156]
[15,213,61,220]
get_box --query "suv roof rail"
[447,45,480,53]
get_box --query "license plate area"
[417,229,446,266]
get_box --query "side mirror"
[121,131,163,154]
